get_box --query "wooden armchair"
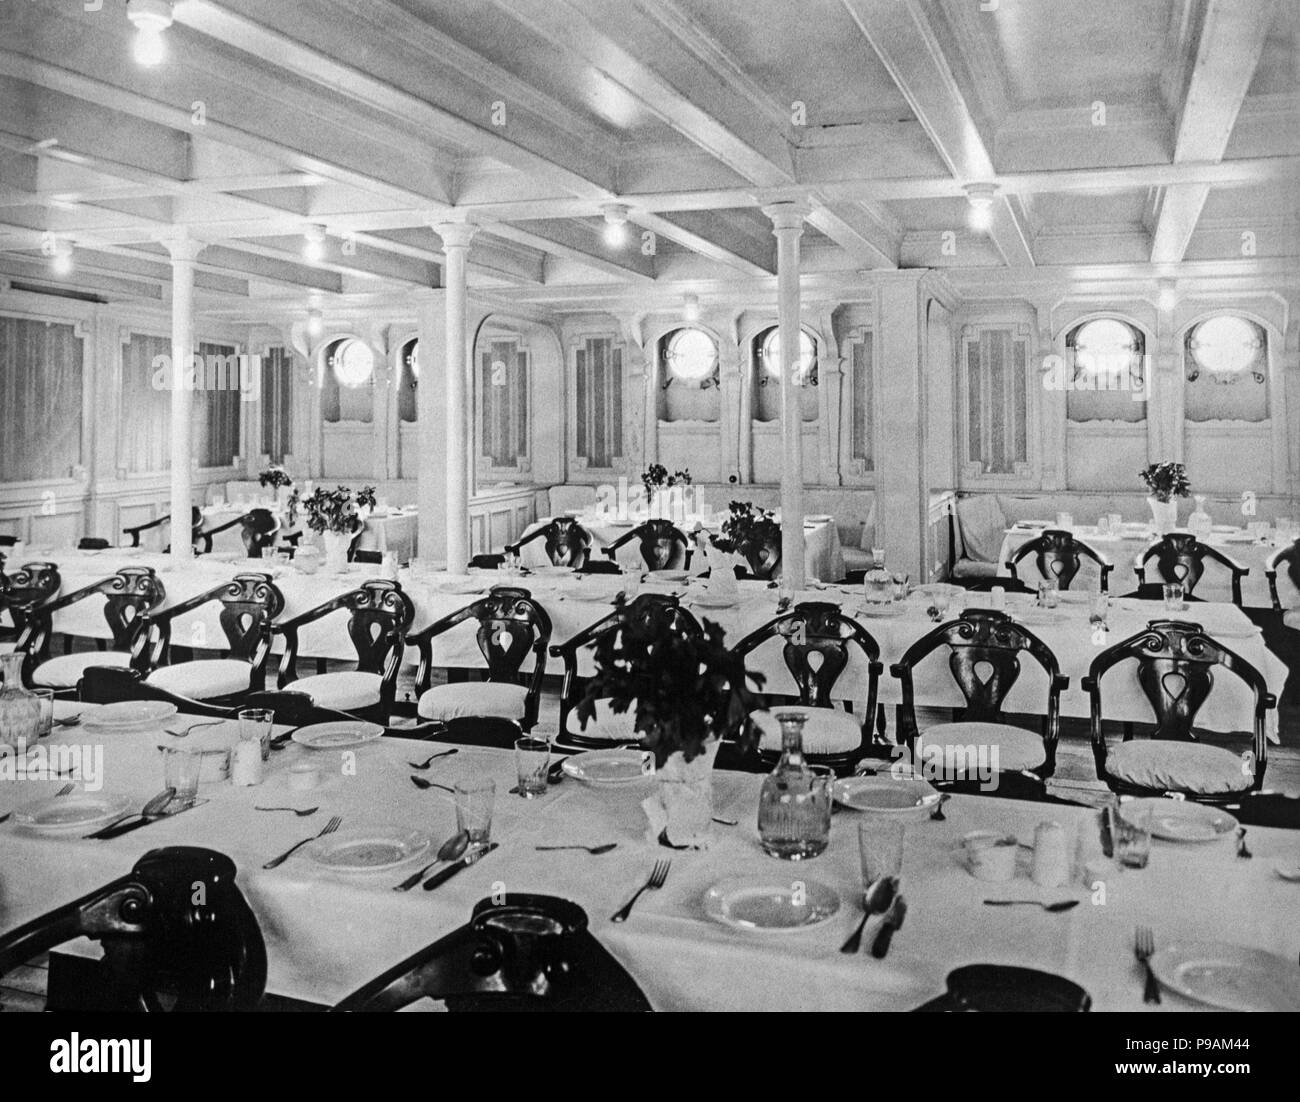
[601,520,693,572]
[1136,534,1249,607]
[505,517,593,569]
[1006,528,1114,592]
[1265,539,1299,611]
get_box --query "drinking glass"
[1055,512,1074,531]
[929,588,950,622]
[1088,593,1109,632]
[1112,804,1151,870]
[237,707,275,762]
[454,778,496,846]
[32,688,54,740]
[514,736,550,799]
[858,819,905,890]
[1108,513,1123,532]
[1037,579,1059,609]
[890,572,910,602]
[161,747,203,809]
[1096,515,1111,536]
[1162,582,1186,612]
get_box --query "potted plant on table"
[714,500,783,579]
[257,464,294,512]
[296,484,377,573]
[577,597,762,847]
[1139,462,1190,535]
[640,463,692,520]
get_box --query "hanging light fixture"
[306,308,324,337]
[303,224,327,262]
[127,0,174,67]
[1157,280,1177,313]
[682,293,701,323]
[50,239,74,276]
[964,183,997,232]
[601,203,630,248]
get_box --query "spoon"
[1236,827,1252,859]
[254,806,320,817]
[164,719,225,738]
[409,747,458,770]
[409,775,455,793]
[840,875,898,954]
[983,899,1080,912]
[931,793,951,821]
[711,816,738,826]
[393,830,470,891]
[53,714,83,728]
[534,843,619,854]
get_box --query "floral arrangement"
[641,463,692,497]
[577,596,763,767]
[1139,462,1190,503]
[713,500,781,557]
[257,465,293,491]
[293,484,377,535]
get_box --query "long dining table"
[2,715,1297,1012]
[15,550,1288,743]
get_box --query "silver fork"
[254,805,320,817]
[610,859,670,922]
[1134,926,1161,1004]
[262,814,341,869]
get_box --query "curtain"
[575,337,622,468]
[261,346,293,463]
[478,339,528,467]
[194,341,241,468]
[851,330,873,468]
[120,331,172,473]
[966,328,1028,475]
[0,315,83,481]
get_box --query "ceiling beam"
[632,211,774,277]
[486,220,657,284]
[840,0,1035,267]
[1149,0,1278,263]
[805,199,900,269]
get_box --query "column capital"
[761,201,811,233]
[433,221,479,250]
[157,232,205,264]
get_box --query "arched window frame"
[1185,315,1267,385]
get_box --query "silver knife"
[422,842,498,891]
[870,894,908,959]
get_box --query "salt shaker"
[1031,820,1070,887]
[231,739,263,787]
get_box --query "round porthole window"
[331,338,375,387]
[761,328,815,380]
[665,328,717,381]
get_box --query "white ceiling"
[0,0,1295,316]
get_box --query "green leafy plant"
[1139,462,1190,502]
[713,500,781,557]
[641,463,692,496]
[577,596,763,767]
[257,465,293,491]
[294,485,377,535]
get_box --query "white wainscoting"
[1184,422,1275,495]
[1066,422,1148,490]
[322,423,375,478]
[468,486,538,556]
[658,421,724,483]
[751,422,821,484]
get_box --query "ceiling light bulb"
[601,203,630,248]
[303,225,327,262]
[682,294,701,323]
[307,309,323,337]
[964,183,997,233]
[51,241,74,276]
[128,1,174,67]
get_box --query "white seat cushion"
[32,649,131,689]
[918,721,1046,774]
[417,681,527,722]
[841,546,873,572]
[950,559,999,580]
[147,659,251,700]
[1107,740,1250,796]
[564,697,639,741]
[752,707,863,756]
[957,495,1008,563]
[291,670,382,711]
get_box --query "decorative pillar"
[763,201,811,588]
[164,233,204,562]
[434,222,477,571]
[415,289,448,566]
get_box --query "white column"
[164,234,204,562]
[434,222,478,571]
[764,202,810,587]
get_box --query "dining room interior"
[0,0,1298,1030]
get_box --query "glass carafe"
[0,652,39,752]
[864,548,891,604]
[1187,495,1212,539]
[758,712,833,860]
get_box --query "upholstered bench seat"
[417,681,528,723]
[917,721,1046,774]
[1107,740,1249,796]
[752,707,862,755]
[290,670,382,712]
[32,650,131,689]
[147,659,252,700]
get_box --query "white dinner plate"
[648,570,692,584]
[856,604,904,618]
[832,776,941,818]
[690,595,740,609]
[434,578,490,595]
[1272,862,1300,883]
[605,519,635,529]
[1211,525,1237,534]
[82,700,177,730]
[567,589,617,603]
[12,793,133,833]
[1120,797,1238,842]
[1149,942,1300,1011]
[1014,609,1068,626]
[1223,533,1256,544]
[292,721,385,750]
[306,829,433,873]
[805,514,833,523]
[529,565,574,576]
[703,875,840,933]
[560,748,653,786]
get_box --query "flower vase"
[1147,496,1179,535]
[643,739,719,849]
[322,531,351,573]
[0,651,40,753]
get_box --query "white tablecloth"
[998,523,1294,609]
[2,730,1296,1011]
[518,514,846,582]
